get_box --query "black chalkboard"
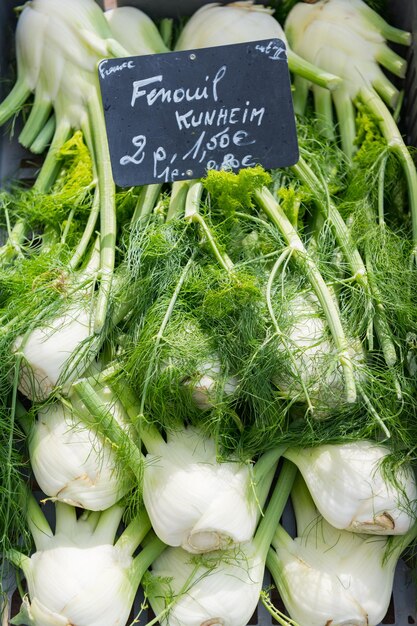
[98,39,299,187]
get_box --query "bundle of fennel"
[0,1,417,626]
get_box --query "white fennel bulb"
[146,460,298,626]
[267,475,412,626]
[283,0,411,157]
[284,441,417,534]
[288,18,396,101]
[274,291,364,411]
[186,357,239,411]
[19,545,135,626]
[143,427,257,553]
[148,542,264,626]
[105,7,169,56]
[10,501,163,626]
[12,304,94,401]
[285,0,410,50]
[176,1,287,50]
[11,0,123,134]
[29,392,130,510]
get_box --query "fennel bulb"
[285,0,411,51]
[104,6,169,56]
[148,542,264,626]
[143,427,258,553]
[283,0,417,243]
[9,499,163,626]
[267,475,414,626]
[284,441,417,534]
[176,1,288,50]
[274,291,364,411]
[15,545,137,626]
[11,0,126,136]
[146,460,297,626]
[185,357,238,410]
[12,304,94,401]
[28,393,130,510]
[175,1,341,91]
[285,0,409,108]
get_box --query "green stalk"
[253,446,287,486]
[252,445,287,511]
[18,95,52,148]
[193,212,235,272]
[167,180,191,221]
[312,85,335,141]
[130,532,166,589]
[287,49,341,91]
[86,92,116,333]
[33,120,71,193]
[5,550,32,580]
[25,493,53,552]
[359,384,391,438]
[393,91,405,124]
[70,380,144,483]
[254,187,357,403]
[253,460,297,560]
[92,505,124,545]
[184,180,204,220]
[15,400,31,436]
[358,86,417,254]
[376,45,407,78]
[60,207,76,245]
[30,114,56,154]
[357,5,411,46]
[372,76,399,109]
[54,502,77,537]
[270,522,293,555]
[132,184,162,224]
[365,255,397,367]
[287,472,317,536]
[378,154,388,225]
[266,501,307,626]
[185,182,234,273]
[333,89,356,158]
[115,508,152,556]
[69,185,99,270]
[159,18,173,49]
[373,314,397,369]
[0,79,30,126]
[111,381,165,453]
[292,76,309,116]
[265,532,297,625]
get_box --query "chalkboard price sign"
[98,39,299,187]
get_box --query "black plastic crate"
[0,1,416,625]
